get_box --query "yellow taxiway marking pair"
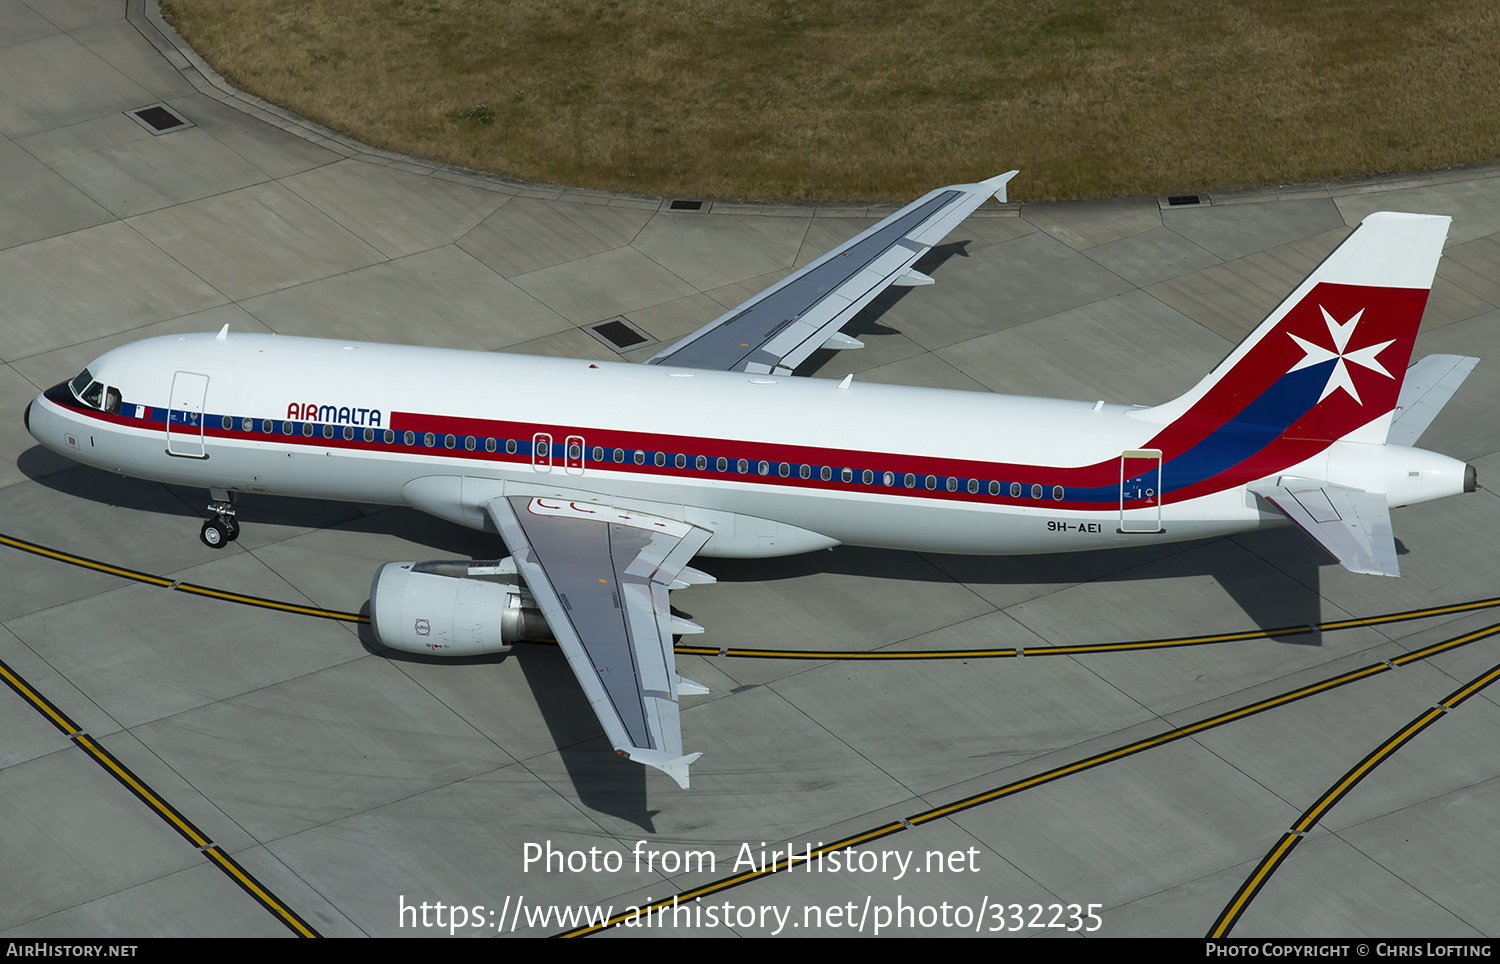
[1208,655,1500,937]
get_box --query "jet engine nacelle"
[369,558,550,657]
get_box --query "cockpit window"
[68,369,120,413]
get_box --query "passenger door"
[166,371,208,458]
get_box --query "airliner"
[24,173,1480,788]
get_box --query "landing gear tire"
[200,519,229,549]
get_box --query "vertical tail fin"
[1141,212,1450,445]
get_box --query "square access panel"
[125,103,193,135]
[585,315,658,354]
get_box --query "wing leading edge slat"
[485,496,708,788]
[646,171,1018,374]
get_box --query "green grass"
[160,0,1500,202]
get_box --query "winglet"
[987,170,1020,204]
[629,750,703,789]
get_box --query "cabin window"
[717,457,728,472]
[1031,484,1042,499]
[387,430,396,444]
[821,466,832,481]
[946,477,957,492]
[443,434,455,448]
[485,438,496,452]
[967,478,978,493]
[882,471,894,486]
[758,461,770,476]
[323,425,334,439]
[1053,485,1064,501]
[465,436,476,451]
[778,462,790,477]
[593,446,604,461]
[282,422,293,435]
[1010,482,1021,498]
[364,427,374,442]
[342,426,353,440]
[737,459,748,474]
[799,464,810,479]
[654,451,666,466]
[240,417,252,432]
[925,475,937,490]
[404,431,416,445]
[505,439,517,454]
[424,432,435,447]
[903,473,915,488]
[862,469,873,484]
[262,420,273,433]
[302,423,314,437]
[989,481,1000,495]
[222,416,232,430]
[696,455,707,470]
[635,451,646,465]
[613,448,624,462]
[675,453,686,468]
[841,468,852,482]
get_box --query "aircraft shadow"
[793,239,972,377]
[694,538,1333,647]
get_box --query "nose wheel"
[200,491,240,549]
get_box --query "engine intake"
[369,558,550,656]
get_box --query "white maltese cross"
[1288,307,1394,404]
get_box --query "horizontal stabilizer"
[1388,354,1479,446]
[1250,480,1399,577]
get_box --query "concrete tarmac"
[1,0,1498,939]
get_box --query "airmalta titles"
[285,403,383,426]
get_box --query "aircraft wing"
[1388,354,1479,446]
[1249,480,1399,577]
[646,171,1019,374]
[484,496,708,788]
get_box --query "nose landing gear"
[199,489,240,549]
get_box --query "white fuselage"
[25,332,1467,558]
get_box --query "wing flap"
[1250,480,1399,577]
[647,172,1018,374]
[485,496,710,787]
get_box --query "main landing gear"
[199,489,240,549]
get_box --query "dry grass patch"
[161,0,1500,201]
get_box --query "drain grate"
[668,199,705,211]
[586,316,656,353]
[1166,194,1202,207]
[126,104,192,135]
